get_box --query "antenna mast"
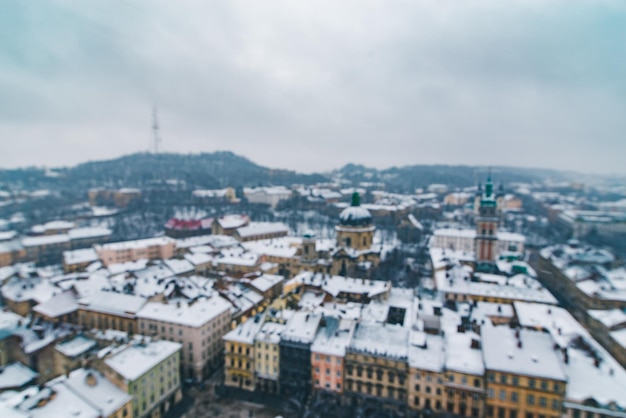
[152,107,161,153]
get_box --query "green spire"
[351,191,361,207]
[485,169,493,197]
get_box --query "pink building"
[310,317,356,394]
[136,295,233,382]
[95,237,175,266]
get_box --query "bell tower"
[475,173,499,268]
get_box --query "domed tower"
[336,192,375,251]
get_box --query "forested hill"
[0,151,597,193]
[333,163,585,192]
[0,152,328,190]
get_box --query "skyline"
[1,0,626,174]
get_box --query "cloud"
[1,0,625,174]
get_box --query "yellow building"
[444,331,486,417]
[77,290,147,334]
[483,326,566,418]
[224,313,266,391]
[254,321,285,393]
[408,332,446,413]
[344,323,409,414]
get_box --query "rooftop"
[64,368,133,417]
[104,339,182,381]
[482,324,567,381]
[137,296,232,328]
[349,322,409,360]
[282,311,323,344]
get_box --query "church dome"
[338,192,372,227]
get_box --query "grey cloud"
[1,0,625,174]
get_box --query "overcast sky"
[1,0,625,174]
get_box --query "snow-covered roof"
[32,220,75,233]
[236,222,289,239]
[22,234,70,247]
[96,236,174,251]
[288,271,391,300]
[254,322,285,345]
[482,324,567,381]
[55,335,96,358]
[25,380,99,418]
[184,252,213,266]
[242,237,300,258]
[79,290,147,316]
[349,322,409,360]
[64,248,99,265]
[64,368,132,417]
[249,274,284,293]
[445,331,484,376]
[0,231,17,241]
[311,317,355,357]
[1,277,58,304]
[163,258,194,275]
[0,363,37,390]
[33,290,78,318]
[0,310,25,331]
[408,332,445,371]
[282,312,322,344]
[137,296,231,328]
[104,339,181,381]
[514,302,626,408]
[224,314,266,345]
[589,309,626,329]
[68,227,112,240]
[216,214,249,229]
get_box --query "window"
[511,411,517,418]
[500,375,507,384]
[489,373,495,382]
[551,400,559,411]
[539,397,547,408]
[474,378,481,388]
[527,394,535,405]
[425,386,431,393]
[528,378,536,389]
[498,408,506,418]
[448,375,455,382]
[553,383,560,393]
[488,389,495,399]
[512,376,519,386]
[499,390,506,401]
[541,381,548,390]
[462,376,467,384]
[414,396,420,406]
[415,372,421,380]
[511,392,518,402]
